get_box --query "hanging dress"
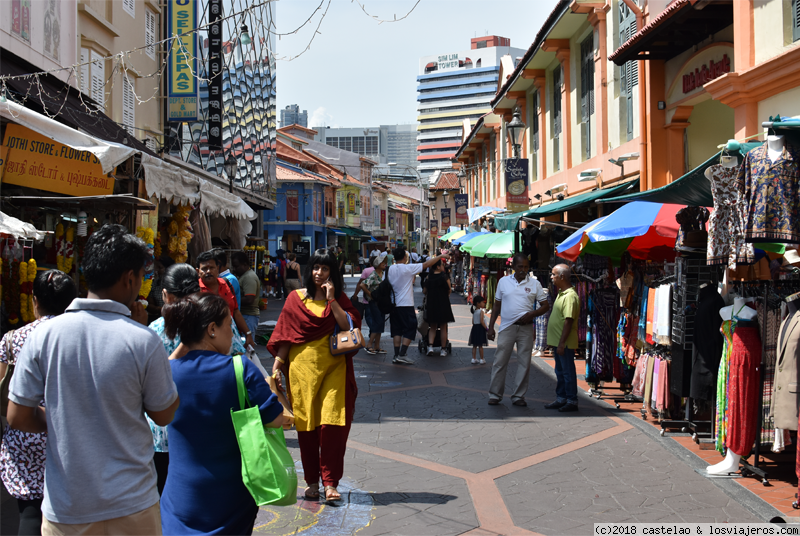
[706,164,755,268]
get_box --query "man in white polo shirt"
[487,253,550,406]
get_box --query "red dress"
[725,324,761,456]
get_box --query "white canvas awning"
[199,180,257,220]
[0,99,136,174]
[141,154,202,207]
[0,211,47,240]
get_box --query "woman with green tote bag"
[160,294,290,535]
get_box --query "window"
[620,1,639,141]
[532,91,540,153]
[122,0,135,18]
[580,35,595,160]
[286,190,299,221]
[476,40,487,49]
[80,48,106,110]
[145,136,158,152]
[122,75,135,135]
[145,9,157,60]
[553,66,562,172]
[793,0,800,42]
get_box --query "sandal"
[324,486,341,502]
[304,483,320,500]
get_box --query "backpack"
[372,266,396,315]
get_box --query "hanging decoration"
[4,256,20,325]
[136,227,156,299]
[55,224,76,274]
[168,206,193,264]
[154,231,162,258]
[18,258,36,324]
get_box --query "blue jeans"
[243,314,260,341]
[554,347,578,405]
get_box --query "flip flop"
[324,486,341,502]
[304,484,320,500]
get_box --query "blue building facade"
[263,160,329,258]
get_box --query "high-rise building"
[281,104,308,128]
[417,36,525,178]
[313,125,418,171]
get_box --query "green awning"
[338,226,370,238]
[600,142,762,207]
[494,180,638,231]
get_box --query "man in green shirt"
[231,251,262,342]
[545,264,581,412]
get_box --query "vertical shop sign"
[348,192,356,213]
[430,220,439,236]
[338,201,345,219]
[504,159,529,213]
[441,208,451,230]
[454,194,468,224]
[414,212,420,231]
[380,209,386,229]
[207,0,223,149]
[388,213,395,232]
[167,0,198,121]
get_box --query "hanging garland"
[63,227,75,274]
[154,231,162,258]
[168,206,193,264]
[136,227,155,299]
[55,223,65,272]
[19,259,36,324]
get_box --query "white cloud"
[310,107,334,128]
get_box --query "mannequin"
[773,292,800,430]
[767,134,785,163]
[718,297,757,322]
[708,297,762,475]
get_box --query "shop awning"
[3,193,156,210]
[0,99,136,174]
[0,210,47,240]
[328,228,347,236]
[600,142,761,207]
[336,226,374,239]
[494,181,638,231]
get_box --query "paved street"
[0,275,783,535]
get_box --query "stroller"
[415,303,452,355]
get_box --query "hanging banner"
[414,212,420,232]
[167,0,198,121]
[338,201,344,219]
[388,212,395,232]
[207,0,223,148]
[380,209,386,229]
[505,158,530,213]
[454,194,468,224]
[1,124,114,197]
[347,192,356,213]
[441,208,451,230]
[430,219,439,236]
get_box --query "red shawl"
[267,290,362,359]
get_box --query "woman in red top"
[196,251,256,349]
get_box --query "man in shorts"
[387,246,449,365]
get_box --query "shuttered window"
[80,48,89,95]
[287,190,299,221]
[793,0,800,42]
[90,50,105,109]
[553,65,562,172]
[122,0,135,18]
[122,75,135,135]
[619,2,638,141]
[145,137,158,152]
[145,9,157,60]
[581,35,595,160]
[532,91,540,153]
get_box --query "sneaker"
[440,348,448,357]
[479,359,486,365]
[471,358,478,365]
[544,400,566,410]
[533,350,543,357]
[558,403,579,412]
[426,346,434,356]
[392,357,414,365]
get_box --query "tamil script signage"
[1,124,114,196]
[454,194,468,224]
[207,0,223,148]
[167,0,198,121]
[683,54,731,94]
[504,158,529,213]
[441,208,451,229]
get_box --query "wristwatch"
[245,331,252,336]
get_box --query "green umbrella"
[469,232,515,259]
[460,232,497,254]
[440,229,460,241]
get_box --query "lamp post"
[442,188,449,208]
[387,162,426,249]
[224,153,238,193]
[505,109,526,159]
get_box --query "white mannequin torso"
[719,297,757,321]
[767,134,785,163]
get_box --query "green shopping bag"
[230,354,298,506]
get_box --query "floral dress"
[146,316,248,452]
[0,316,52,500]
[707,164,754,268]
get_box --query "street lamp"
[457,168,466,193]
[442,188,450,208]
[224,153,238,192]
[505,109,526,159]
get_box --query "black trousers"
[154,451,169,496]
[17,498,42,536]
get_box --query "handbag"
[230,354,297,506]
[329,312,364,355]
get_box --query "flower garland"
[168,206,193,263]
[19,259,36,324]
[55,224,76,274]
[154,231,162,258]
[136,227,156,299]
[55,223,65,271]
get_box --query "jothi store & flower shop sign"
[1,124,115,196]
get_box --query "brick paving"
[0,274,793,534]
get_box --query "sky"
[274,0,560,129]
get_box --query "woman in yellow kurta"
[269,248,361,503]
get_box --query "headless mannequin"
[707,297,759,475]
[767,135,785,163]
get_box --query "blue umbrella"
[452,230,488,245]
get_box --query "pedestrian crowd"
[0,225,582,536]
